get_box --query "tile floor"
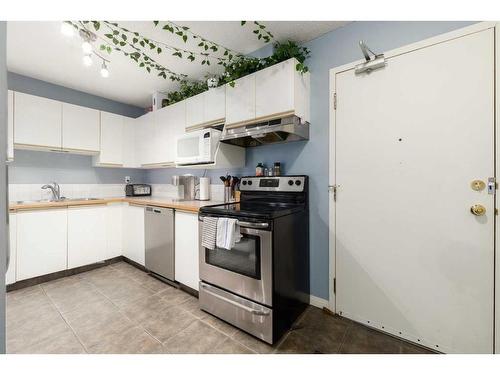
[6,261,433,354]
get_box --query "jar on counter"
[256,163,264,177]
[274,162,281,176]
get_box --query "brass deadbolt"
[471,180,486,191]
[470,204,486,216]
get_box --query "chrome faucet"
[41,182,61,201]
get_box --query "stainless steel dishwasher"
[145,206,175,281]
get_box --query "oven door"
[199,217,273,306]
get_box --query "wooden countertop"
[9,196,223,213]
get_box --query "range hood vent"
[220,116,309,147]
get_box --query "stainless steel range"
[198,175,309,344]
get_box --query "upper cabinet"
[225,58,310,127]
[123,116,139,168]
[7,90,14,161]
[185,86,225,131]
[62,103,100,153]
[154,100,185,167]
[14,92,62,150]
[225,74,256,126]
[94,111,124,167]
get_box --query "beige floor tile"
[142,306,197,343]
[164,320,227,354]
[232,330,275,354]
[157,287,192,306]
[7,312,70,353]
[120,293,174,322]
[87,326,164,354]
[14,328,86,354]
[209,337,256,354]
[43,279,108,314]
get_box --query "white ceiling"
[7,21,349,108]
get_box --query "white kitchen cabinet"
[185,93,204,129]
[6,213,17,285]
[62,103,100,153]
[123,117,138,168]
[7,90,14,161]
[14,92,62,150]
[225,74,256,126]
[174,211,199,291]
[67,205,107,269]
[123,204,145,266]
[106,202,123,259]
[138,111,157,167]
[94,111,124,166]
[16,208,67,281]
[155,101,185,166]
[255,58,310,122]
[204,86,226,126]
[185,86,226,130]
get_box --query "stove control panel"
[240,176,306,192]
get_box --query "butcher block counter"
[9,196,223,213]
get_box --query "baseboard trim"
[309,295,330,309]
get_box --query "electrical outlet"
[125,176,131,184]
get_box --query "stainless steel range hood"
[220,116,309,147]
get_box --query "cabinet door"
[106,203,123,259]
[174,211,199,290]
[7,90,14,160]
[123,204,145,266]
[123,117,138,168]
[204,86,225,124]
[225,74,255,125]
[165,101,186,163]
[6,213,17,285]
[255,59,294,119]
[139,112,156,166]
[67,205,106,269]
[185,93,204,129]
[17,208,67,280]
[62,103,100,153]
[98,111,124,165]
[14,92,62,149]
[155,105,172,164]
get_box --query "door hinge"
[329,185,338,201]
[333,93,337,110]
[333,278,336,294]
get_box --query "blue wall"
[7,73,147,184]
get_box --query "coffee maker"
[172,175,199,200]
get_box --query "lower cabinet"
[16,208,68,281]
[67,205,107,269]
[6,212,17,285]
[106,202,124,259]
[123,204,145,266]
[174,211,199,291]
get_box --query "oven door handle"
[200,217,269,229]
[200,284,270,316]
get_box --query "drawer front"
[199,282,273,344]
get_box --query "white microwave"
[175,128,221,165]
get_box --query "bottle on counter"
[256,163,264,177]
[274,162,281,176]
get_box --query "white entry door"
[333,28,495,353]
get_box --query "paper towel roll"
[199,177,210,201]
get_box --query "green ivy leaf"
[146,67,151,73]
[119,41,126,46]
[121,34,127,41]
[157,47,162,54]
[113,30,119,35]
[153,21,159,26]
[132,37,138,44]
[241,21,246,26]
[182,34,188,43]
[104,33,113,39]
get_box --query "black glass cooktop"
[200,200,305,219]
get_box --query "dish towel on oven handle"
[201,216,218,250]
[216,218,242,250]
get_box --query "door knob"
[470,204,486,216]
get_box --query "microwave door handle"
[201,284,270,316]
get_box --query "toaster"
[125,184,152,197]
